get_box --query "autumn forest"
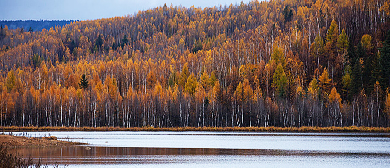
[1,0,390,128]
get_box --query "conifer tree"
[380,31,390,90]
[79,74,89,90]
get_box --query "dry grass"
[0,134,87,147]
[1,126,389,132]
[0,144,37,168]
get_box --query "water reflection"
[6,132,390,167]
[9,131,390,152]
[9,146,390,165]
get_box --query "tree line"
[1,0,390,128]
[0,20,75,32]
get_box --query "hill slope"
[0,0,390,128]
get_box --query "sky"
[1,0,254,21]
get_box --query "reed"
[0,144,38,168]
[1,126,389,132]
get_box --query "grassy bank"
[0,144,36,168]
[1,126,390,133]
[0,134,87,147]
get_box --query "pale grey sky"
[1,0,254,21]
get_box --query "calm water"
[7,131,390,168]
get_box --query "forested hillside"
[1,0,390,128]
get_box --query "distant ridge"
[0,20,78,31]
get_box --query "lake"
[7,131,390,168]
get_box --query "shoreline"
[1,126,390,133]
[0,134,87,147]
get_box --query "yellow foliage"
[318,68,332,94]
[184,73,197,95]
[380,2,390,17]
[147,71,157,89]
[76,88,83,99]
[235,82,243,102]
[153,81,163,98]
[242,79,253,101]
[195,84,206,102]
[235,79,253,102]
[0,0,387,128]
[329,87,342,108]
[296,85,304,96]
[200,71,210,90]
[270,45,285,66]
[308,77,319,98]
[385,93,390,119]
[126,85,134,100]
[106,76,118,99]
[361,34,372,51]
[170,84,179,101]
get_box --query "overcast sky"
[1,0,254,21]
